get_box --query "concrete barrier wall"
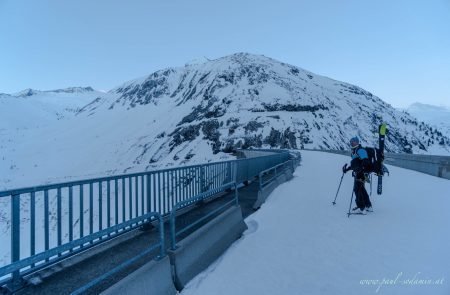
[254,179,279,210]
[236,150,278,158]
[384,153,450,179]
[101,256,176,295]
[168,205,247,291]
[305,149,450,180]
[254,168,294,210]
[285,166,294,181]
[236,148,298,159]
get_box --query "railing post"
[158,214,165,258]
[259,172,263,191]
[232,161,237,184]
[170,208,177,250]
[200,165,206,193]
[11,193,22,289]
[146,174,151,213]
[227,162,232,183]
[57,188,62,249]
[234,183,239,206]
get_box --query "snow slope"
[181,151,450,295]
[0,87,111,189]
[0,99,235,190]
[405,103,450,136]
[0,87,100,129]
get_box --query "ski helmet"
[350,136,360,149]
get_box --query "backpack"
[362,147,384,174]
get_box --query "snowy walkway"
[181,151,450,295]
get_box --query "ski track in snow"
[181,151,450,295]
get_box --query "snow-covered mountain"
[0,86,102,129]
[1,53,450,189]
[403,102,450,136]
[0,87,105,188]
[80,53,450,154]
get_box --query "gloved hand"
[342,163,349,173]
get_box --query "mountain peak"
[408,102,450,112]
[185,56,210,66]
[221,52,269,60]
[79,53,449,156]
[14,88,39,97]
[50,86,95,94]
[12,86,96,97]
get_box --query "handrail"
[259,160,293,190]
[0,152,286,196]
[0,149,291,292]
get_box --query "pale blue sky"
[1,0,449,108]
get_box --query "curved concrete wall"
[101,256,176,295]
[254,163,295,209]
[236,150,278,158]
[384,153,450,179]
[168,205,247,291]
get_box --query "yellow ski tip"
[379,123,387,135]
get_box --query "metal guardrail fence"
[170,182,238,250]
[259,161,294,191]
[234,153,289,184]
[0,151,290,291]
[69,212,165,295]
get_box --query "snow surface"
[0,88,100,129]
[405,103,450,136]
[181,151,450,295]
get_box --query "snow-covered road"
[181,150,450,295]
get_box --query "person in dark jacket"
[342,136,373,214]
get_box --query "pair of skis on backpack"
[376,123,387,195]
[354,123,388,195]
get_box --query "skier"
[342,136,373,214]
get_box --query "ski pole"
[370,174,372,196]
[347,189,355,217]
[332,172,345,205]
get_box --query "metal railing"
[235,153,289,183]
[290,151,302,167]
[258,160,294,191]
[169,182,238,250]
[69,212,165,295]
[0,150,290,291]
